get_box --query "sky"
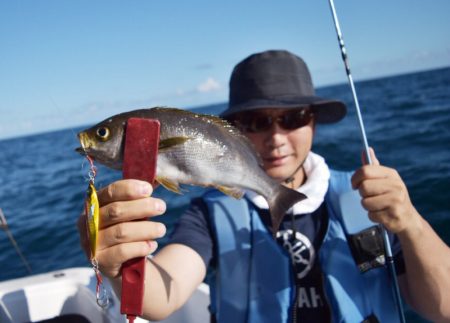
[0,0,449,140]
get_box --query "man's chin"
[265,168,291,182]
[265,163,305,185]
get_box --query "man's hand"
[351,148,421,234]
[77,179,167,278]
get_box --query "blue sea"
[1,67,449,322]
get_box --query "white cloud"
[176,88,186,96]
[197,77,221,93]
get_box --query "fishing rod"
[327,1,406,322]
[0,208,33,274]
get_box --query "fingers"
[78,179,169,278]
[351,160,399,190]
[96,240,158,278]
[99,220,166,251]
[96,179,166,227]
[353,169,406,216]
[361,147,380,166]
[100,197,166,228]
[96,218,164,278]
[360,188,404,214]
[96,220,165,278]
[97,179,153,206]
[361,193,411,233]
[356,176,402,199]
[351,157,416,233]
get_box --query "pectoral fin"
[159,137,191,151]
[156,177,183,194]
[215,185,244,199]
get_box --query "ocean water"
[1,67,449,322]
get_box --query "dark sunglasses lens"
[236,109,312,132]
[248,116,272,132]
[280,110,311,129]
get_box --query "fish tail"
[268,186,307,235]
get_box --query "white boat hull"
[0,267,210,323]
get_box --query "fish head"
[76,116,127,170]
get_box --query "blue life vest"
[204,170,401,323]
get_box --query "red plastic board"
[121,117,160,317]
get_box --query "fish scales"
[76,107,307,232]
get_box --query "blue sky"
[1,0,449,139]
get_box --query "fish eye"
[95,127,110,141]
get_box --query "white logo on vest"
[276,229,315,279]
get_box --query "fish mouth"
[75,146,85,155]
[75,132,95,155]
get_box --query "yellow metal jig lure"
[84,155,109,308]
[85,181,99,259]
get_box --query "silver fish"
[76,107,306,232]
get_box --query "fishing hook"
[92,259,110,308]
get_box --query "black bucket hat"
[221,50,346,123]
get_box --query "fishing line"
[327,1,406,322]
[51,97,109,308]
[49,96,81,142]
[84,155,110,308]
[49,96,96,182]
[0,208,33,274]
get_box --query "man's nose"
[264,123,286,148]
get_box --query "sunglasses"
[233,108,313,133]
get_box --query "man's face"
[233,108,314,185]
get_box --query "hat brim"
[221,96,347,124]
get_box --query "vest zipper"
[291,279,299,323]
[289,212,298,323]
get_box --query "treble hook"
[92,259,110,308]
[96,280,110,308]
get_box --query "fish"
[85,181,100,259]
[76,107,306,232]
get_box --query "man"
[78,50,450,322]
